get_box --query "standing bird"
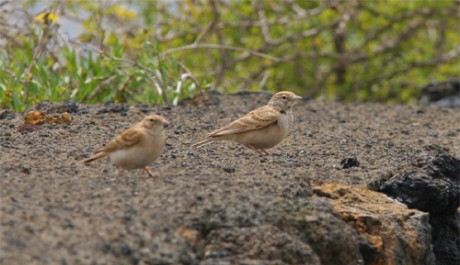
[192,91,303,155]
[82,114,169,178]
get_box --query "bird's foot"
[144,167,155,179]
[260,149,270,156]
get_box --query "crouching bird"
[82,114,168,178]
[192,91,303,155]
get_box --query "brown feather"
[98,128,143,153]
[82,151,107,164]
[208,106,279,137]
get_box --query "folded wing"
[95,128,143,154]
[209,106,280,137]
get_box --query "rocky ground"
[1,92,459,265]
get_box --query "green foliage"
[0,0,458,111]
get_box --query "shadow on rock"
[379,154,460,265]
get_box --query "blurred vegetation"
[0,0,459,111]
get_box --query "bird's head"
[141,114,169,132]
[268,91,303,111]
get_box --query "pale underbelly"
[109,145,162,170]
[232,125,287,149]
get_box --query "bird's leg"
[260,149,270,156]
[245,145,263,155]
[115,166,123,178]
[245,145,261,155]
[144,167,155,178]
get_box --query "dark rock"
[380,155,459,214]
[430,212,460,265]
[34,101,79,113]
[112,104,127,113]
[0,110,16,120]
[120,244,132,256]
[358,240,379,265]
[380,172,455,213]
[97,104,128,114]
[138,104,151,113]
[54,102,79,113]
[20,167,30,175]
[428,155,460,182]
[235,90,272,96]
[78,109,92,114]
[33,100,53,112]
[379,155,460,265]
[295,190,311,198]
[341,158,360,169]
[420,80,460,108]
[207,90,223,96]
[222,167,235,173]
[423,144,450,154]
[421,80,460,102]
[431,96,460,109]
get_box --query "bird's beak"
[290,95,303,106]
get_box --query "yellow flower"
[109,5,136,20]
[34,12,58,25]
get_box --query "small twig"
[177,62,202,93]
[158,43,281,62]
[115,75,135,102]
[147,75,166,102]
[193,22,212,45]
[257,5,274,45]
[83,75,117,101]
[173,73,190,106]
[209,0,227,88]
[172,65,205,106]
[258,70,269,90]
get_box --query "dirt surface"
[1,92,459,264]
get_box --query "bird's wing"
[209,106,280,137]
[94,127,143,154]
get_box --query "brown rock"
[313,182,436,265]
[24,111,47,125]
[24,111,72,125]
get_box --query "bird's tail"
[81,151,107,165]
[191,138,215,149]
